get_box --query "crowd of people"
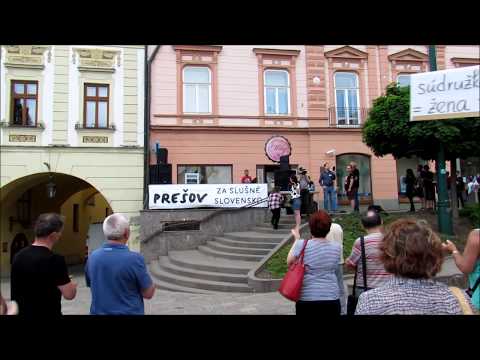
[403,165,480,213]
[285,208,479,315]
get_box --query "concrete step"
[213,236,278,249]
[198,246,264,262]
[223,231,286,243]
[255,223,295,230]
[168,250,252,275]
[252,226,292,234]
[205,241,271,256]
[150,260,253,293]
[158,257,248,284]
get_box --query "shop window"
[183,66,212,114]
[84,84,109,128]
[336,154,372,204]
[11,80,38,126]
[264,69,290,115]
[178,165,232,184]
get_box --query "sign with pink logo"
[264,136,292,163]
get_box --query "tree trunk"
[450,159,459,219]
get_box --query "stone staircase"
[149,215,297,294]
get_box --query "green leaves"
[363,83,480,161]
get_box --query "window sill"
[75,125,116,132]
[0,124,45,131]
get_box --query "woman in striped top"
[287,210,342,315]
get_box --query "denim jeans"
[323,186,337,212]
[353,190,360,211]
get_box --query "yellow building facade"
[0,45,145,277]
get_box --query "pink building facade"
[148,45,480,210]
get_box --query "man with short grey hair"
[85,213,155,315]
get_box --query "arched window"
[183,66,212,114]
[264,69,290,115]
[397,74,411,87]
[334,72,360,126]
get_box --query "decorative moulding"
[75,123,116,131]
[450,57,480,66]
[2,45,50,69]
[173,45,223,53]
[73,47,120,73]
[324,45,368,60]
[253,48,301,57]
[388,48,428,62]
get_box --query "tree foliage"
[362,84,480,161]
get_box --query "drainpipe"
[143,45,161,210]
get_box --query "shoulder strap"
[298,239,309,264]
[360,236,367,289]
[468,275,480,295]
[449,287,474,315]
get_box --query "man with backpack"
[320,163,337,213]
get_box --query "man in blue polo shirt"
[85,213,155,315]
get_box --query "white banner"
[149,184,269,209]
[410,65,479,121]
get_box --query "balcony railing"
[328,107,370,128]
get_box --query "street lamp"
[43,162,56,199]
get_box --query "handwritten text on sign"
[410,65,479,121]
[149,184,268,209]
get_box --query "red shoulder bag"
[278,239,309,302]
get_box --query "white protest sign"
[410,65,479,121]
[149,183,268,210]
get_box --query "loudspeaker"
[149,164,172,184]
[279,155,290,171]
[274,169,295,191]
[156,148,168,164]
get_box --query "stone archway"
[0,172,113,275]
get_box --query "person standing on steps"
[289,175,302,229]
[320,162,337,214]
[287,210,342,315]
[268,186,284,230]
[345,165,355,213]
[298,167,310,217]
[10,213,77,316]
[85,213,155,315]
[405,168,416,212]
[442,228,480,311]
[350,162,360,212]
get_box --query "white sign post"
[149,183,268,210]
[410,65,479,121]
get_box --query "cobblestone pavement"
[1,266,295,315]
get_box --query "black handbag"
[347,236,368,315]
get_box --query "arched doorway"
[335,153,373,206]
[0,172,113,275]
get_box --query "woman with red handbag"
[283,210,342,315]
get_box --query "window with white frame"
[183,66,211,114]
[397,74,411,87]
[334,72,360,125]
[264,70,290,115]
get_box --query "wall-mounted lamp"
[43,162,56,199]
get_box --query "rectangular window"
[11,80,38,126]
[183,66,212,114]
[397,74,411,87]
[84,84,109,128]
[73,204,79,232]
[177,165,232,184]
[334,72,360,126]
[264,70,290,115]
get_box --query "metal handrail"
[328,107,370,128]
